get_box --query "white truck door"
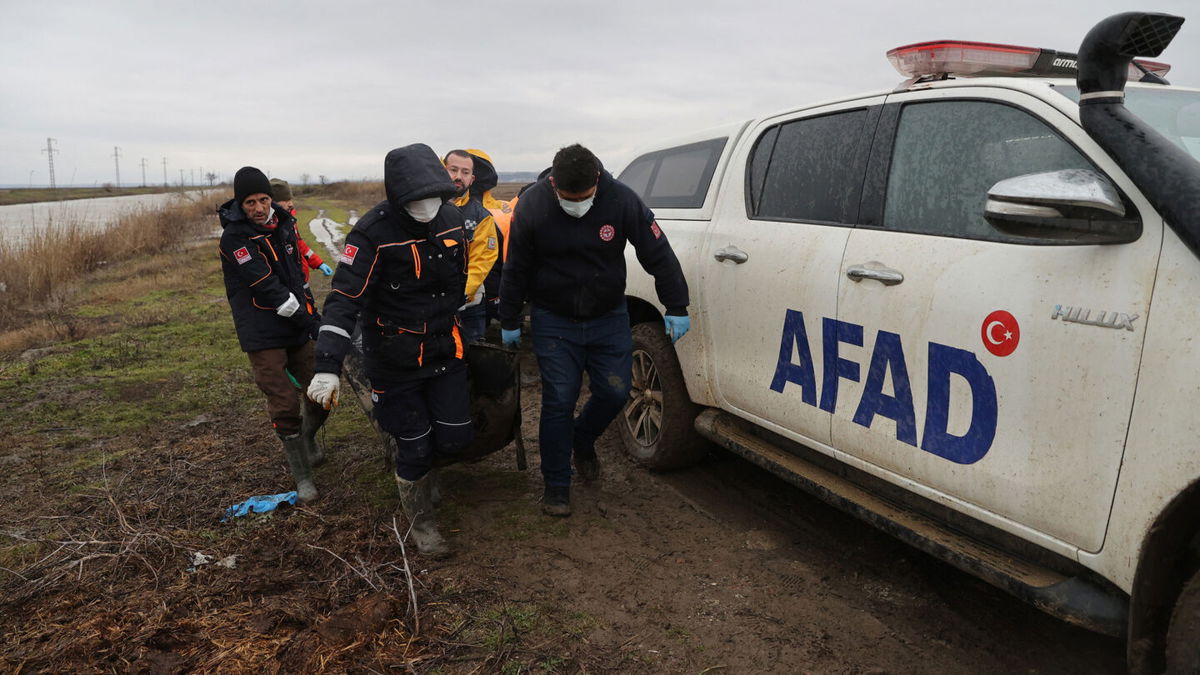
[830,89,1160,551]
[702,98,884,449]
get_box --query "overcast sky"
[2,0,1199,187]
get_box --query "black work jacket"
[217,201,318,352]
[498,170,689,330]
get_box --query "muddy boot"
[301,405,330,467]
[542,485,571,517]
[395,474,449,557]
[281,433,318,503]
[429,467,442,505]
[573,428,599,483]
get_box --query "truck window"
[752,110,869,224]
[618,138,726,208]
[883,100,1095,242]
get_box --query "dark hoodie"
[314,144,467,381]
[217,200,317,352]
[498,168,689,329]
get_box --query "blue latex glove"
[664,315,690,344]
[502,327,521,347]
[221,491,298,522]
[319,263,334,276]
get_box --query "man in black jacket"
[218,166,326,502]
[498,144,691,516]
[307,144,471,557]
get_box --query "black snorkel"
[1076,12,1200,259]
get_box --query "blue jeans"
[530,304,633,487]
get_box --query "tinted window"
[620,157,654,197]
[754,110,868,223]
[618,138,726,208]
[884,100,1093,241]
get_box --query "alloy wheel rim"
[623,348,663,447]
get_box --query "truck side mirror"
[984,169,1141,243]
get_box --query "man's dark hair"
[551,144,599,193]
[443,149,473,165]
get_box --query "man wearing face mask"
[443,150,498,344]
[498,144,690,516]
[306,144,471,557]
[217,166,325,502]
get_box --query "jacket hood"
[385,144,458,212]
[466,148,498,196]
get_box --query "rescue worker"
[499,144,690,516]
[217,166,327,502]
[307,144,472,557]
[460,148,516,327]
[443,149,498,343]
[269,178,333,282]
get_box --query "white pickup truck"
[616,12,1200,673]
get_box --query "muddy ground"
[2,350,1125,673]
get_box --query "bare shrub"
[0,193,216,333]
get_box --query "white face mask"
[559,195,595,219]
[404,196,442,223]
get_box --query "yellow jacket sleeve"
[465,214,498,301]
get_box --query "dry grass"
[302,181,384,204]
[0,192,217,336]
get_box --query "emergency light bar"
[887,40,1171,81]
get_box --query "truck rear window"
[619,138,726,208]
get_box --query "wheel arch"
[1129,476,1200,673]
[626,295,663,326]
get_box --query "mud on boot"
[542,485,571,517]
[395,475,449,557]
[281,433,318,503]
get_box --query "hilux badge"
[1051,305,1138,331]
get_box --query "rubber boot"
[301,404,330,467]
[281,433,318,503]
[395,474,449,557]
[429,467,442,505]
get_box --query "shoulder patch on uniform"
[650,221,663,239]
[487,237,497,250]
[339,244,359,265]
[234,246,252,264]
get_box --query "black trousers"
[372,361,473,480]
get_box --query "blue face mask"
[558,195,594,218]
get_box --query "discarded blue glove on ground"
[221,491,298,522]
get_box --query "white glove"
[307,372,340,410]
[458,285,485,311]
[276,293,300,317]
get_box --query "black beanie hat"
[234,166,272,204]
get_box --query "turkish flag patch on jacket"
[339,244,359,265]
[234,247,251,264]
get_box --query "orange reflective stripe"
[417,343,423,367]
[452,325,463,359]
[411,243,421,278]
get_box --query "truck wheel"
[1166,568,1200,673]
[618,321,707,470]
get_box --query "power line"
[40,138,59,189]
[112,146,121,187]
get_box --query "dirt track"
[426,355,1126,673]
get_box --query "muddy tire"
[1167,568,1200,674]
[618,321,707,470]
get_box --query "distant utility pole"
[111,146,121,187]
[28,170,35,187]
[162,157,168,187]
[41,137,59,189]
[190,168,195,186]
[179,168,184,186]
[140,157,148,187]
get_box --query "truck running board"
[693,409,1128,636]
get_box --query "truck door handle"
[713,246,748,264]
[846,263,904,285]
